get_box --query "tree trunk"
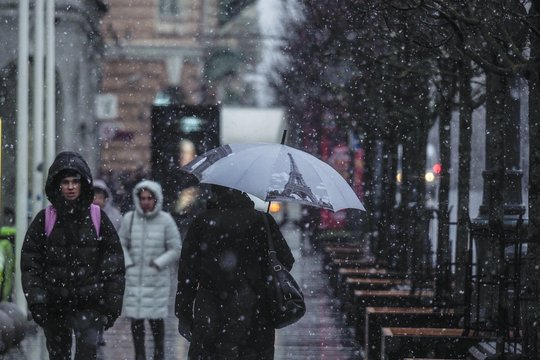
[523,1,540,357]
[455,59,473,308]
[361,129,382,255]
[435,59,457,306]
[406,76,432,290]
[399,135,417,273]
[369,136,385,259]
[474,71,508,354]
[377,138,399,267]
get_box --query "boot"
[150,319,164,360]
[131,319,146,360]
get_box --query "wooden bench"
[323,245,365,264]
[350,290,434,330]
[332,267,393,294]
[346,277,410,291]
[339,277,411,311]
[338,267,401,278]
[325,258,378,290]
[364,307,459,360]
[329,257,376,270]
[324,245,365,257]
[380,327,489,360]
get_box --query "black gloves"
[101,314,117,330]
[177,316,192,342]
[30,304,114,330]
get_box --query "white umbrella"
[182,143,365,212]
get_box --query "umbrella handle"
[266,129,287,214]
[267,129,286,214]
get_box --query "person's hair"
[93,187,108,198]
[58,169,80,181]
[137,188,155,199]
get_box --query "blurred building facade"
[98,0,266,175]
[0,0,107,221]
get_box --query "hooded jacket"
[21,151,125,327]
[119,180,181,319]
[93,179,123,231]
[175,187,295,358]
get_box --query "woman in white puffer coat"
[119,180,181,360]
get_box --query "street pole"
[45,0,56,175]
[0,117,2,221]
[32,0,45,215]
[15,0,30,314]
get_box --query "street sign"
[95,93,118,120]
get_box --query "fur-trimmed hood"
[132,180,163,217]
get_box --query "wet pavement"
[1,222,361,359]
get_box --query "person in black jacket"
[175,185,295,360]
[21,151,125,360]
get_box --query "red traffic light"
[432,163,442,175]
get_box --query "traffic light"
[432,162,442,175]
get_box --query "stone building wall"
[98,0,262,175]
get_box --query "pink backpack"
[44,204,101,238]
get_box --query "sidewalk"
[274,225,361,359]
[2,223,361,359]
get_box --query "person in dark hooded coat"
[21,151,125,360]
[175,185,295,360]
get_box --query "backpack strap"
[44,204,101,238]
[44,205,56,238]
[90,204,101,237]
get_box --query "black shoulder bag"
[261,213,306,329]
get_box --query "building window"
[218,0,255,25]
[159,0,180,18]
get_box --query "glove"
[30,304,48,327]
[101,315,113,330]
[177,316,192,342]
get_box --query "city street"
[2,221,361,360]
[2,0,538,358]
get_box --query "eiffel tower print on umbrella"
[266,153,333,210]
[181,142,365,213]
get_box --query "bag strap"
[45,204,101,238]
[261,212,276,253]
[44,206,56,238]
[127,211,135,250]
[90,204,101,236]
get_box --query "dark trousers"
[42,311,101,360]
[131,318,164,360]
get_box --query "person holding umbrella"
[175,184,295,359]
[119,179,182,360]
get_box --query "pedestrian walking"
[92,178,123,346]
[119,179,182,360]
[21,151,126,360]
[175,185,295,360]
[93,179,123,231]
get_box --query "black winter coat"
[21,151,125,328]
[175,192,294,359]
